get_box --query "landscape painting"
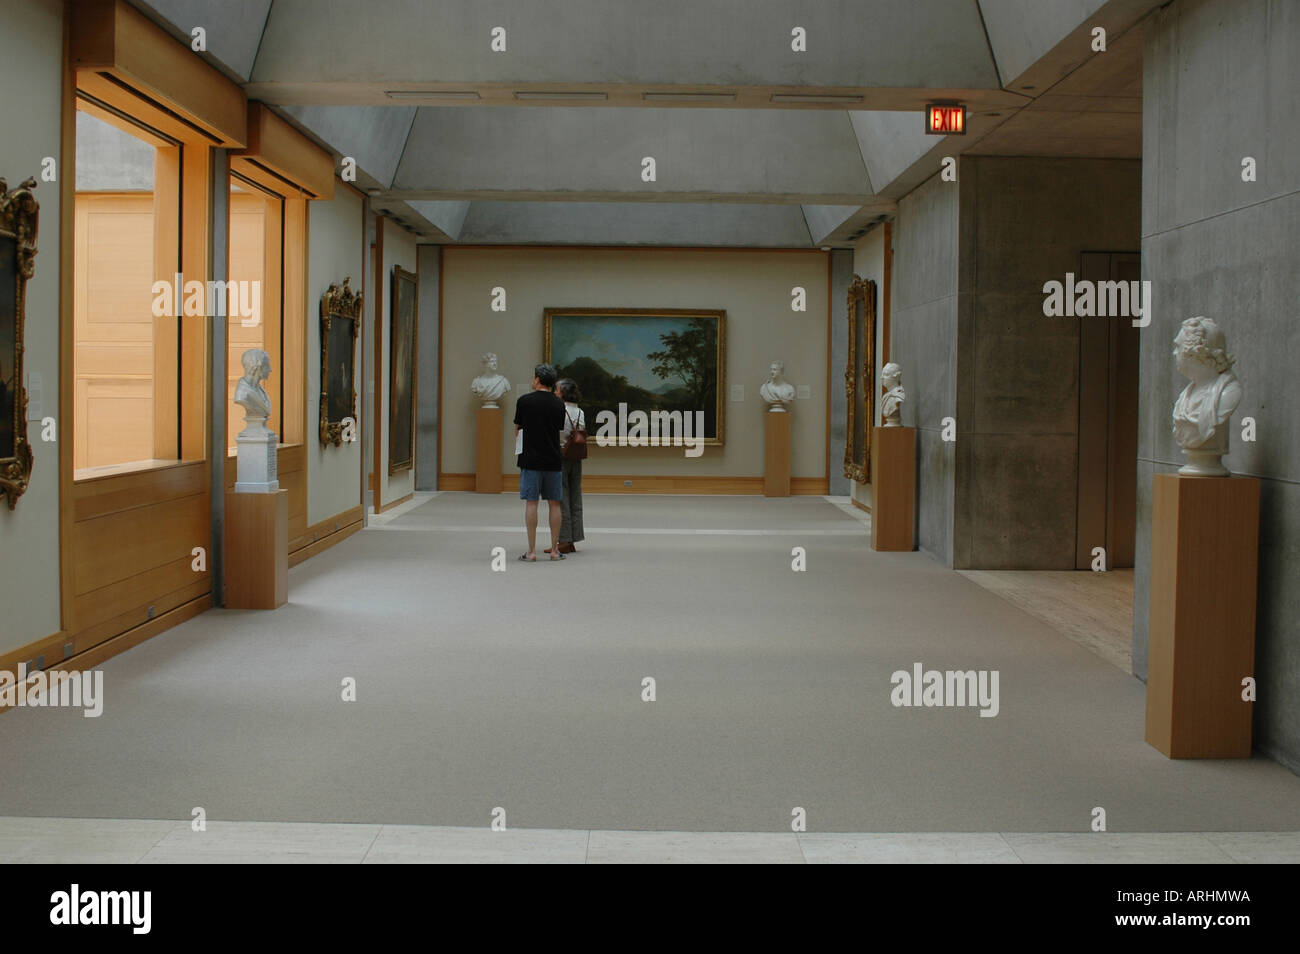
[544,308,725,446]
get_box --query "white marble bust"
[760,360,796,412]
[234,348,274,439]
[881,362,905,427]
[234,347,279,493]
[471,352,511,409]
[1171,316,1242,477]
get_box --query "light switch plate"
[730,384,744,402]
[796,384,811,400]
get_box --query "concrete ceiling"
[126,0,1159,246]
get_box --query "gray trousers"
[559,458,584,543]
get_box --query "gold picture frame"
[0,177,38,510]
[543,307,726,447]
[319,276,362,447]
[843,275,876,484]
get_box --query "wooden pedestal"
[476,407,503,493]
[871,426,916,551]
[764,411,792,497]
[1145,474,1259,758]
[224,490,288,610]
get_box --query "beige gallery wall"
[306,181,364,525]
[0,0,64,653]
[439,247,830,479]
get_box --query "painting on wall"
[0,177,37,510]
[843,275,876,483]
[543,308,726,446]
[388,266,418,474]
[319,276,361,447]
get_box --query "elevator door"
[1076,252,1140,569]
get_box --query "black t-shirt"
[514,389,566,471]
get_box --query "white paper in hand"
[515,429,524,456]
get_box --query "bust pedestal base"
[764,411,791,497]
[235,428,279,493]
[476,407,503,493]
[1145,474,1259,758]
[224,489,288,610]
[871,426,916,551]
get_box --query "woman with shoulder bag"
[548,378,586,555]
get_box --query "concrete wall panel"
[1138,0,1300,772]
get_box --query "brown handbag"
[562,408,588,460]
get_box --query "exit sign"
[925,104,966,135]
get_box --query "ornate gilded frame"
[0,178,38,509]
[843,275,876,484]
[319,277,362,447]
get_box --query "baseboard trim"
[0,595,211,714]
[438,473,829,495]
[289,519,362,567]
[0,631,71,686]
[374,492,413,514]
[290,506,364,555]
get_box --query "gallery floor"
[2,493,1298,863]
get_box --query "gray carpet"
[3,492,1299,832]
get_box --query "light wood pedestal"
[224,490,288,609]
[476,407,504,493]
[764,411,792,497]
[870,426,916,551]
[1145,474,1259,758]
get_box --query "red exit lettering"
[925,105,966,135]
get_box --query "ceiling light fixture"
[643,91,738,103]
[385,90,481,100]
[771,93,864,104]
[514,91,608,102]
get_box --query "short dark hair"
[557,378,582,403]
[534,363,558,389]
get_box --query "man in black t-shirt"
[513,363,567,562]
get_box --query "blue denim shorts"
[519,468,563,501]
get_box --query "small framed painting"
[319,277,361,447]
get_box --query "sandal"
[518,553,536,562]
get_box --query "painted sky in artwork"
[551,315,696,392]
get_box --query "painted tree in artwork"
[647,318,716,425]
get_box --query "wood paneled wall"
[66,460,210,656]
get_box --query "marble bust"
[1171,316,1242,477]
[471,352,511,409]
[235,348,274,438]
[234,348,279,493]
[760,360,796,412]
[880,362,905,427]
